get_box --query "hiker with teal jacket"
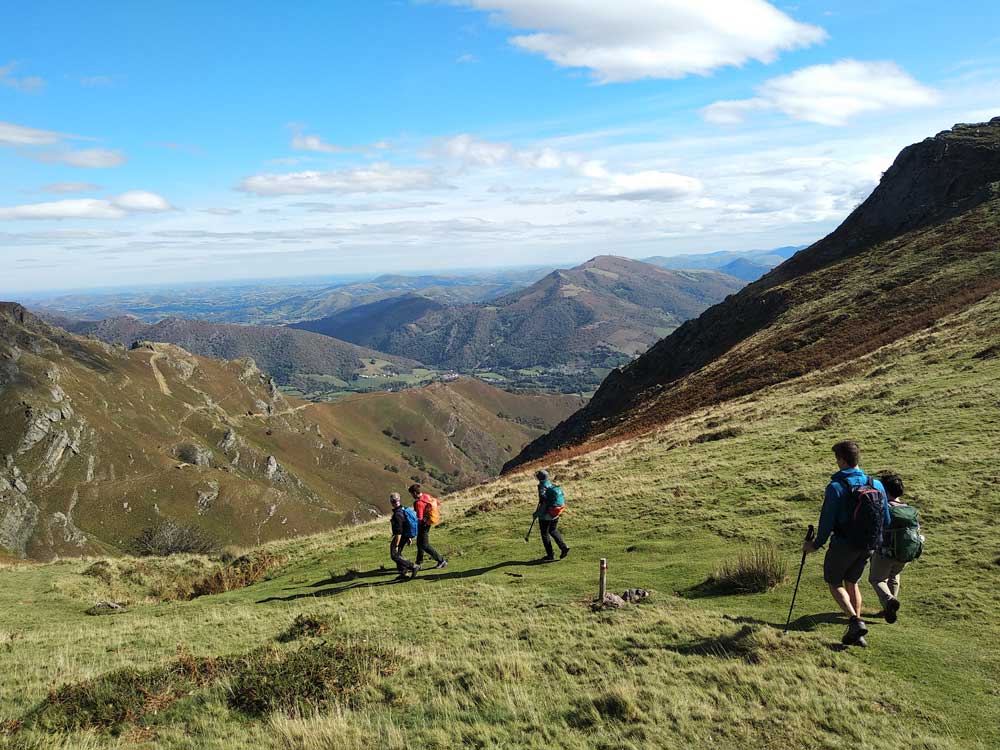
[868,473,924,623]
[534,470,569,562]
[803,441,891,647]
[388,492,419,580]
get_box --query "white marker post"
[599,558,607,601]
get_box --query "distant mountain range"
[643,246,804,281]
[507,119,1000,470]
[291,255,743,391]
[0,304,581,559]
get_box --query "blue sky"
[2,0,998,292]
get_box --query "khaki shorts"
[823,542,872,585]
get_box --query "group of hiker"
[802,440,924,647]
[387,471,571,579]
[386,439,922,649]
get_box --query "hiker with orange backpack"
[409,483,447,570]
[534,470,569,562]
[802,441,891,647]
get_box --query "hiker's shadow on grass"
[723,612,849,632]
[307,568,391,588]
[257,559,547,603]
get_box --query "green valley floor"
[1,293,998,750]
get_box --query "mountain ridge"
[506,118,1000,471]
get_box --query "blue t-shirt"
[815,467,891,548]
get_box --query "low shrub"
[277,613,330,643]
[187,551,283,599]
[692,426,745,444]
[227,640,398,717]
[130,521,220,557]
[798,413,837,432]
[708,542,787,594]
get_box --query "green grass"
[1,293,998,749]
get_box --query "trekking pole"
[523,517,536,542]
[784,524,815,634]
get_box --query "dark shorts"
[823,542,872,585]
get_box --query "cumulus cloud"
[458,0,825,82]
[0,191,172,220]
[42,182,102,194]
[0,61,45,92]
[237,163,450,196]
[29,148,128,168]
[702,60,940,126]
[439,134,700,201]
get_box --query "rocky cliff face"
[505,118,1000,471]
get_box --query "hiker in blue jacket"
[803,441,891,647]
[388,493,418,580]
[535,470,569,562]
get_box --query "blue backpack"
[401,507,419,539]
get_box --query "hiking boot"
[434,560,448,570]
[559,547,570,559]
[855,636,869,648]
[841,617,869,646]
[885,597,900,624]
[410,564,421,578]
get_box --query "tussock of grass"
[130,521,220,557]
[692,426,744,444]
[24,649,232,733]
[276,613,330,643]
[227,641,398,717]
[667,624,803,664]
[184,551,283,600]
[705,543,787,594]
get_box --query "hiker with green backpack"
[803,441,891,648]
[868,473,923,623]
[534,470,569,562]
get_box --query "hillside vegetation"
[0,287,996,749]
[0,308,579,560]
[68,316,425,396]
[509,119,1000,470]
[293,256,742,393]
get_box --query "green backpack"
[886,504,923,562]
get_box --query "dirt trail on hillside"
[148,352,172,396]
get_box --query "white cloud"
[0,61,45,92]
[458,0,825,82]
[199,207,242,215]
[0,192,172,221]
[0,121,63,147]
[289,125,392,154]
[456,53,478,64]
[237,163,450,196]
[703,60,940,126]
[29,148,128,168]
[438,134,700,201]
[42,182,102,194]
[577,170,703,201]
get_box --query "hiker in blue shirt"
[534,470,569,562]
[388,493,418,580]
[803,441,891,647]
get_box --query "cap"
[389,492,401,506]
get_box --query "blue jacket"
[814,468,891,548]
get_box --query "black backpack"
[838,476,885,550]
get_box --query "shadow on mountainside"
[257,559,549,603]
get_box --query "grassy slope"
[1,292,997,749]
[0,310,579,559]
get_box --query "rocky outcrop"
[506,119,1000,471]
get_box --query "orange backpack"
[423,494,441,526]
